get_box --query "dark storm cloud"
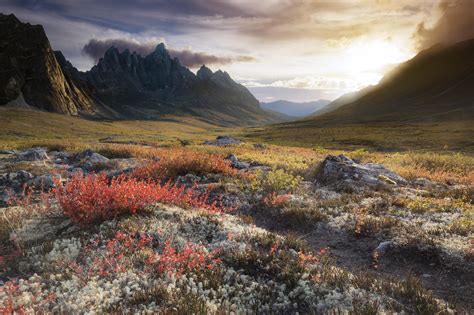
[82,38,255,68]
[414,0,474,49]
[83,39,157,61]
[2,0,426,46]
[173,49,255,68]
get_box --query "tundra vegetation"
[0,111,473,313]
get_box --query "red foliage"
[69,231,155,279]
[53,173,221,225]
[157,240,221,277]
[0,281,22,314]
[0,279,54,314]
[262,192,290,208]
[132,151,237,182]
[67,231,220,280]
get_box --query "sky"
[2,0,473,102]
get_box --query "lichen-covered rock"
[16,147,49,161]
[30,174,60,190]
[203,136,241,146]
[74,149,109,170]
[0,170,34,187]
[316,154,406,192]
[225,154,250,169]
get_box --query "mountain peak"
[152,43,168,57]
[197,65,213,79]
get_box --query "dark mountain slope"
[0,13,94,115]
[310,87,374,117]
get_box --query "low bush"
[157,240,221,277]
[53,173,221,225]
[132,151,237,182]
[250,169,302,193]
[262,192,290,208]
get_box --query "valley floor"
[0,108,473,313]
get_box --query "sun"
[343,39,412,86]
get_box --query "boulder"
[16,147,49,161]
[225,154,250,169]
[374,241,394,256]
[203,136,241,146]
[75,149,109,170]
[253,143,266,149]
[50,151,71,164]
[0,170,34,187]
[30,174,60,190]
[316,154,406,192]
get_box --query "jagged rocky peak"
[0,13,94,114]
[197,65,213,79]
[151,43,168,57]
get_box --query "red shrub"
[68,231,156,279]
[132,151,237,181]
[53,173,221,225]
[262,192,290,208]
[157,240,221,277]
[67,231,220,280]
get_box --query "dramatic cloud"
[0,0,449,101]
[82,38,255,68]
[82,38,161,60]
[171,49,255,68]
[414,0,474,49]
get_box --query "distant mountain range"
[310,38,474,123]
[260,99,330,117]
[0,14,283,126]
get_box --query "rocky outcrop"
[316,154,407,192]
[74,149,109,171]
[0,14,94,114]
[16,148,49,161]
[203,136,241,146]
[225,154,250,169]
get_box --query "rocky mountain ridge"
[0,14,280,125]
[0,13,94,115]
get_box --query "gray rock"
[176,174,203,186]
[16,147,49,161]
[316,154,407,192]
[0,149,16,154]
[412,177,447,190]
[225,154,250,169]
[30,174,60,190]
[0,193,8,207]
[15,170,35,181]
[374,241,394,255]
[75,149,109,170]
[253,143,266,149]
[50,151,71,163]
[106,167,135,180]
[0,170,34,186]
[203,136,241,146]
